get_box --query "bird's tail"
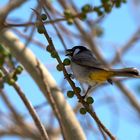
[110,68,139,77]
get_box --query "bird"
[65,46,139,98]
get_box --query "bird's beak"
[65,49,73,56]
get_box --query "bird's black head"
[65,46,89,57]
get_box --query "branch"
[1,67,49,140]
[0,0,27,24]
[0,30,86,140]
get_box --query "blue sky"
[0,0,140,140]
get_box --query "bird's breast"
[71,62,91,83]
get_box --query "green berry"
[101,0,109,3]
[16,65,23,74]
[63,58,71,65]
[80,13,87,21]
[64,9,71,15]
[46,45,53,52]
[37,26,45,34]
[115,1,121,8]
[86,97,94,104]
[82,4,91,13]
[0,70,4,78]
[67,19,74,25]
[80,107,87,115]
[0,44,5,52]
[7,79,15,86]
[0,59,4,67]
[64,9,72,18]
[75,87,81,94]
[97,10,103,16]
[104,4,112,13]
[3,50,9,57]
[56,64,63,71]
[51,51,58,58]
[94,7,99,12]
[67,90,74,98]
[41,14,47,21]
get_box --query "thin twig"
[1,67,49,140]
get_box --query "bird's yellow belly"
[88,71,113,84]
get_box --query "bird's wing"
[72,52,108,70]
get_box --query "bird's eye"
[73,48,80,56]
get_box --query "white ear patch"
[73,48,80,56]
